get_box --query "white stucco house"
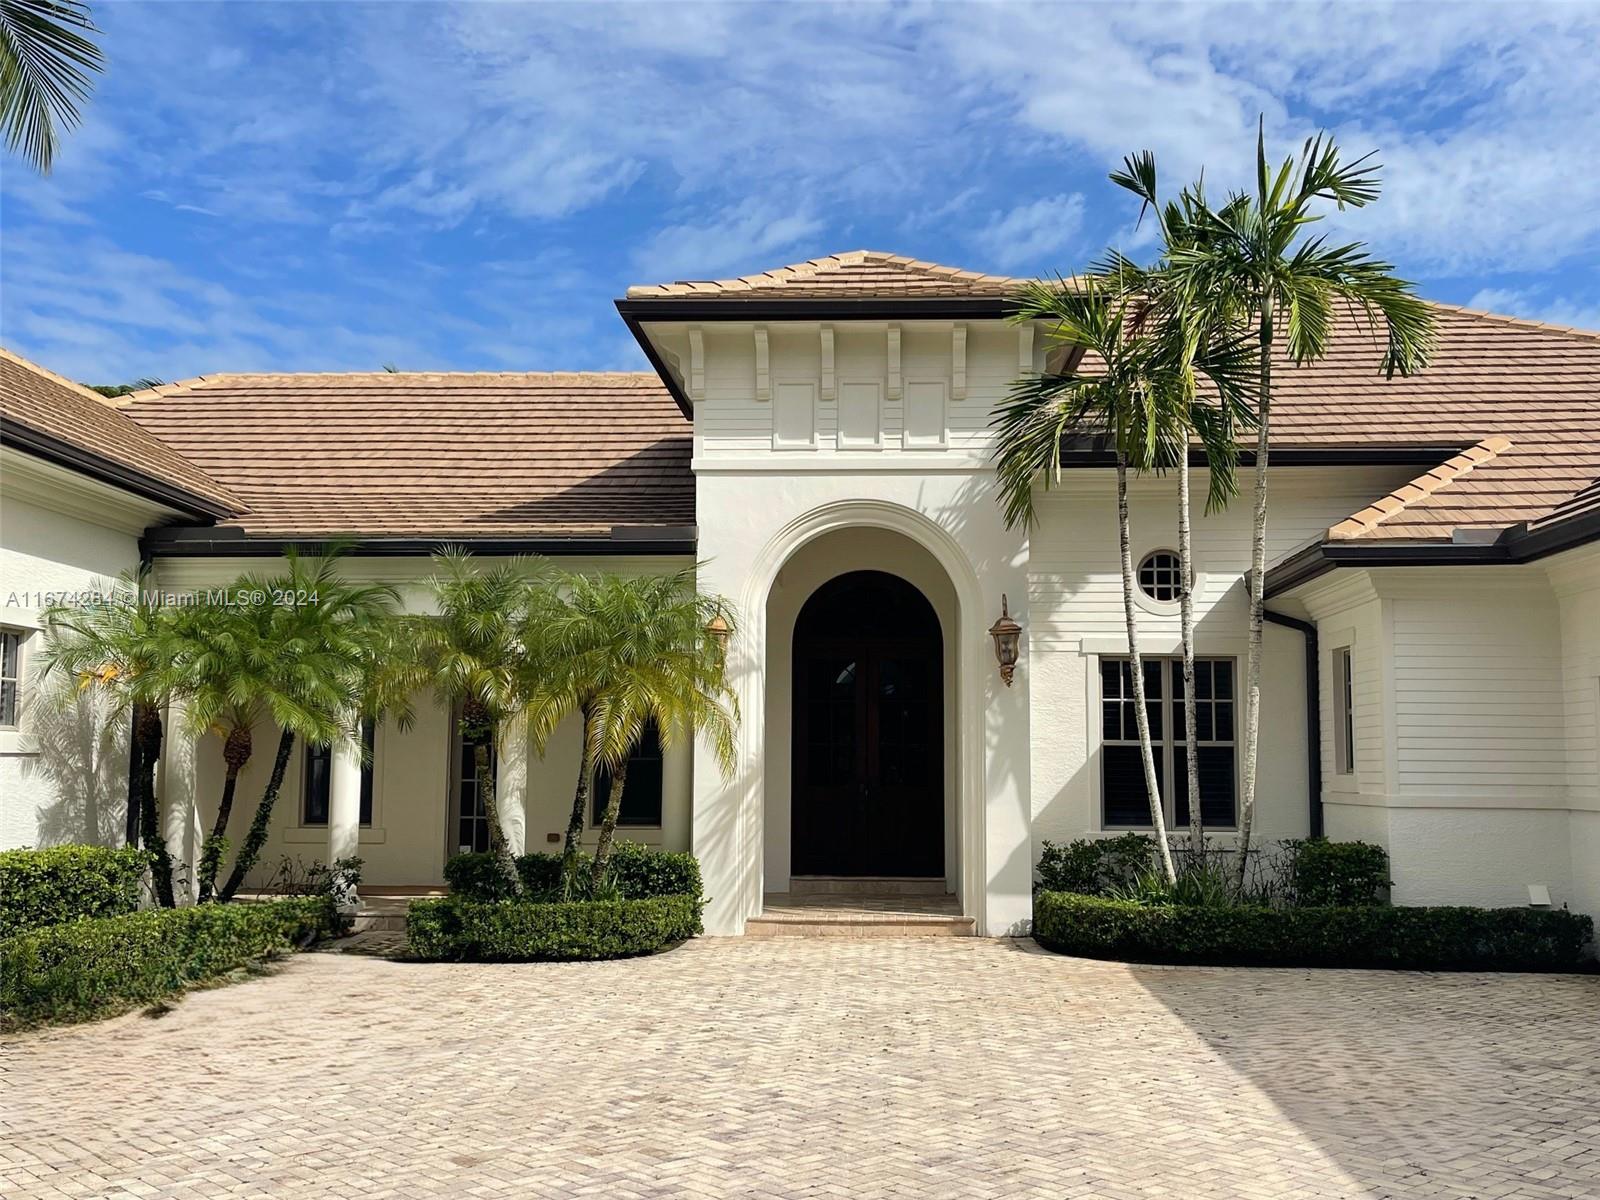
[2,251,1597,936]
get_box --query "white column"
[328,732,362,911]
[158,705,200,904]
[495,719,529,857]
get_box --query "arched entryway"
[791,570,944,877]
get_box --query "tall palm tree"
[1146,121,1436,886]
[0,0,103,174]
[1100,155,1255,856]
[36,568,181,906]
[412,549,547,891]
[214,553,401,902]
[528,570,737,887]
[994,277,1254,884]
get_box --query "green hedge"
[1,897,338,1031]
[1034,891,1596,973]
[445,844,703,905]
[0,845,152,939]
[1291,839,1391,906]
[407,894,700,962]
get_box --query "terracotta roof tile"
[0,347,241,515]
[626,250,1025,299]
[120,372,690,540]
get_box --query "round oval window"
[1137,550,1183,603]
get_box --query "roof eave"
[1,419,237,521]
[616,295,1018,322]
[1264,510,1600,598]
[140,526,699,558]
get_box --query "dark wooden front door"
[792,571,943,877]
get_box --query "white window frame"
[0,626,27,731]
[1333,646,1355,776]
[1097,654,1239,831]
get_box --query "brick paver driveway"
[3,938,1597,1199]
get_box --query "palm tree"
[1144,121,1436,886]
[36,570,181,904]
[1100,155,1255,856]
[214,553,401,902]
[994,278,1254,884]
[1,0,103,174]
[165,571,383,903]
[529,570,737,888]
[412,549,547,891]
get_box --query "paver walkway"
[3,938,1597,1199]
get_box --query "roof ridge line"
[1326,435,1516,541]
[0,345,143,410]
[1424,300,1600,343]
[119,369,665,404]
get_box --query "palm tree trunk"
[198,725,252,902]
[124,728,142,847]
[475,738,518,891]
[590,757,630,887]
[133,702,176,908]
[1118,454,1178,884]
[1178,452,1203,858]
[562,706,595,864]
[218,729,295,903]
[1236,293,1273,890]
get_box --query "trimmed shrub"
[1036,835,1154,896]
[0,845,152,939]
[1033,891,1595,973]
[1291,838,1391,907]
[407,894,700,962]
[1,897,338,1030]
[446,844,703,906]
[443,850,518,901]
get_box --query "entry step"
[750,892,973,937]
[788,876,948,896]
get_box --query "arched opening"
[791,570,944,877]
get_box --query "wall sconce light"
[705,611,731,654]
[988,594,1021,687]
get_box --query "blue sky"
[3,1,1598,385]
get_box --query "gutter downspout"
[1264,610,1322,839]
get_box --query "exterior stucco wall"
[151,554,696,891]
[760,526,960,893]
[0,457,164,850]
[693,472,1032,936]
[179,700,693,891]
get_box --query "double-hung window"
[1100,656,1237,828]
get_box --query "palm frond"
[0,0,102,173]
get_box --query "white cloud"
[631,201,826,283]
[1468,287,1600,333]
[971,194,1086,270]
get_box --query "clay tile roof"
[1296,306,1600,541]
[119,371,692,541]
[626,250,1024,299]
[0,347,241,516]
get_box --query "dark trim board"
[1264,507,1600,597]
[140,526,699,558]
[2,422,234,520]
[1051,444,1467,468]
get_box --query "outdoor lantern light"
[705,611,731,653]
[988,594,1022,687]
